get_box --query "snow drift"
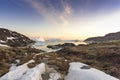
[65,62,119,80]
[0,60,46,80]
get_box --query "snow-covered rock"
[9,64,17,71]
[20,63,46,80]
[65,62,119,80]
[0,60,35,80]
[48,72,61,80]
[0,59,63,80]
[3,61,118,80]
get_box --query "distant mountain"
[45,39,80,43]
[0,28,35,47]
[63,40,80,43]
[84,32,120,43]
[45,38,62,42]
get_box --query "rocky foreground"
[0,41,120,80]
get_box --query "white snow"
[0,40,6,43]
[2,61,118,80]
[0,44,9,47]
[20,63,46,80]
[15,59,20,64]
[48,72,61,80]
[3,30,6,33]
[33,53,44,59]
[9,64,17,71]
[7,37,15,40]
[0,59,62,80]
[0,60,35,80]
[65,62,119,80]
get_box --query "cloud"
[65,6,71,15]
[28,0,57,25]
[60,15,69,26]
[60,0,72,27]
[61,0,72,15]
[28,0,72,27]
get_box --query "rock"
[27,62,36,68]
[47,44,61,49]
[81,65,91,69]
[47,43,75,49]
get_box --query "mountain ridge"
[84,31,120,43]
[0,28,35,47]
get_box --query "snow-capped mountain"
[0,28,35,47]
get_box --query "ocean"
[33,41,86,52]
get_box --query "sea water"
[33,41,86,52]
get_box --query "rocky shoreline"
[0,41,120,79]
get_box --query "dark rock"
[47,44,61,49]
[27,62,36,68]
[81,65,91,69]
[62,43,75,47]
[47,43,75,49]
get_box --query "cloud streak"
[28,0,72,27]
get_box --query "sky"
[0,0,120,40]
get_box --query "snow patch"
[7,37,15,40]
[0,40,6,43]
[0,44,9,47]
[9,64,17,71]
[3,30,6,33]
[15,59,20,64]
[49,72,61,80]
[20,63,46,80]
[65,62,119,80]
[0,60,35,80]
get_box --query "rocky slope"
[0,28,35,47]
[84,31,120,43]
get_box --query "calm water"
[34,41,86,52]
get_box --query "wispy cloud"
[59,0,72,26]
[28,0,72,27]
